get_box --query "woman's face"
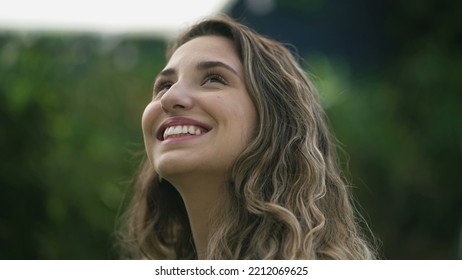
[142,35,257,183]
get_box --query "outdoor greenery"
[1,0,460,259]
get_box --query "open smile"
[156,117,212,141]
[163,125,207,140]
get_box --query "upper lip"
[156,117,213,140]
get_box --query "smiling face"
[142,35,257,186]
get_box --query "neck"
[166,173,226,260]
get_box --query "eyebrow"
[196,60,240,77]
[155,60,240,81]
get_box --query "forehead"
[166,35,241,70]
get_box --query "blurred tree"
[0,34,166,259]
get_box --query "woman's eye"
[202,74,227,85]
[153,81,172,95]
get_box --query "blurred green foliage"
[1,0,461,259]
[0,34,166,258]
[307,0,462,259]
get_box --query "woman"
[119,15,377,259]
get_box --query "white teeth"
[173,126,182,135]
[163,125,206,140]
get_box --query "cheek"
[234,99,258,155]
[243,101,258,134]
[230,97,257,137]
[141,102,161,141]
[217,96,257,146]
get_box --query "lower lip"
[161,133,207,143]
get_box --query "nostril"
[173,104,186,109]
[160,103,187,113]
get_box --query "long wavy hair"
[118,15,377,259]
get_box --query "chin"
[155,159,200,178]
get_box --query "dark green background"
[1,0,461,259]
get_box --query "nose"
[159,82,193,113]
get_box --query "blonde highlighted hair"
[118,15,377,259]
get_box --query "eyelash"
[202,71,228,86]
[153,80,172,95]
[153,71,228,96]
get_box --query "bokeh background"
[1,0,461,259]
